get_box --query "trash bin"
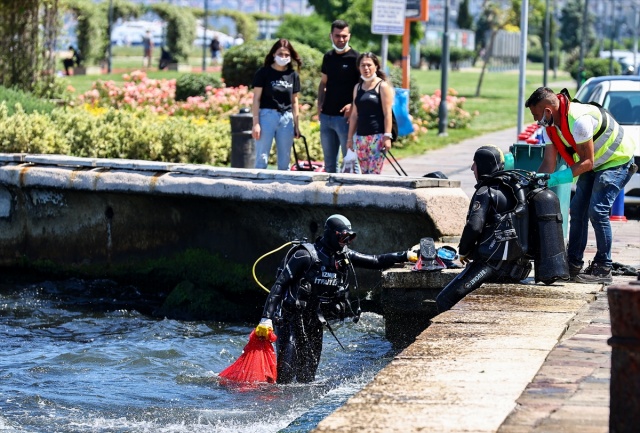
[509,143,571,238]
[230,108,255,168]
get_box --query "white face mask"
[274,56,291,67]
[331,36,349,53]
[360,74,376,82]
[537,109,553,127]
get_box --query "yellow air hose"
[252,241,294,293]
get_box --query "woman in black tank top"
[346,53,395,174]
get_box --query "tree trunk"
[475,29,497,97]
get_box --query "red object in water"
[219,330,278,384]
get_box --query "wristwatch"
[383,133,393,138]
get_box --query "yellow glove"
[407,244,420,262]
[255,318,273,339]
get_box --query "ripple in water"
[0,280,394,432]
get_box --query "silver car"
[575,77,640,205]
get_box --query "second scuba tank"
[528,188,570,284]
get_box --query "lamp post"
[543,0,550,86]
[609,0,616,75]
[438,0,450,136]
[202,0,208,72]
[578,0,590,91]
[107,0,114,74]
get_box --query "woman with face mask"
[346,52,395,174]
[251,39,302,170]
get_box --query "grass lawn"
[63,57,573,159]
[393,67,574,157]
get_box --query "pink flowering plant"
[415,88,476,131]
[78,70,253,117]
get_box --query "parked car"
[575,77,640,206]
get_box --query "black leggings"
[275,308,323,384]
[435,261,497,313]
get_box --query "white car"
[575,77,640,206]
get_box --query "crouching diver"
[255,214,413,384]
[436,145,534,313]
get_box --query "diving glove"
[407,251,419,263]
[255,318,273,339]
[547,168,574,187]
[407,244,420,263]
[504,152,515,170]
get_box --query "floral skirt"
[354,134,385,174]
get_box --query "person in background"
[525,87,636,284]
[317,19,360,173]
[209,36,222,65]
[435,146,534,312]
[142,30,153,68]
[347,52,394,174]
[62,46,82,76]
[255,214,416,384]
[251,39,301,170]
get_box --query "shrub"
[566,56,621,81]
[417,88,475,131]
[79,70,253,117]
[222,40,324,105]
[275,13,332,54]
[0,86,57,115]
[0,103,68,153]
[175,73,223,101]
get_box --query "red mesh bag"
[219,329,277,383]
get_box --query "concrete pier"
[314,127,640,433]
[0,153,468,277]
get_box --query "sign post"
[402,0,428,88]
[372,0,407,71]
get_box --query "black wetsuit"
[262,239,407,384]
[435,178,531,313]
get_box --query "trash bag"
[219,329,277,384]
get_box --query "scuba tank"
[527,187,570,284]
[475,171,530,263]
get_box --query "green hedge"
[566,57,622,81]
[222,40,324,105]
[0,103,324,166]
[0,86,57,116]
[175,73,223,101]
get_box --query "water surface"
[0,279,393,432]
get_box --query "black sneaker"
[568,262,583,280]
[575,262,613,284]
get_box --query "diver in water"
[255,214,413,384]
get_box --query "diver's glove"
[407,244,420,262]
[255,318,273,339]
[535,168,573,187]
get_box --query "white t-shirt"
[571,115,598,144]
[541,115,598,145]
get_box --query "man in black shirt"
[317,20,360,173]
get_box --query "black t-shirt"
[252,66,301,113]
[354,81,385,136]
[320,49,360,116]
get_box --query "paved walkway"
[315,128,640,433]
[381,127,519,198]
